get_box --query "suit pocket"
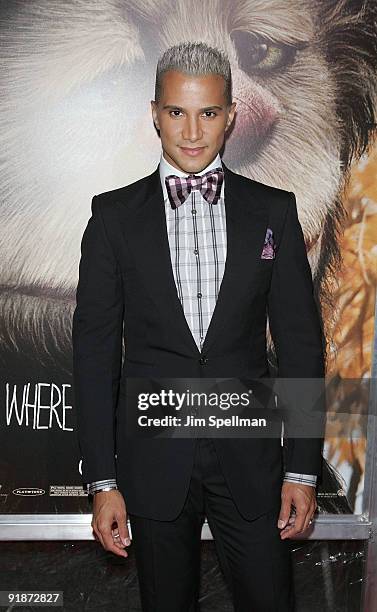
[125,357,155,366]
[121,360,157,391]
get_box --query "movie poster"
[0,1,376,520]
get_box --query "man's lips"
[180,146,206,157]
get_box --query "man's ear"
[151,100,160,130]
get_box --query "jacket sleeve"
[267,191,326,478]
[72,195,124,486]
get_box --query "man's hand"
[277,482,317,540]
[91,490,131,557]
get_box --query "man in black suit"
[72,41,326,611]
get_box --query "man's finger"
[280,506,310,539]
[278,494,293,529]
[111,529,127,550]
[289,506,307,533]
[99,523,128,558]
[301,502,316,532]
[115,512,131,547]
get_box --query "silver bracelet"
[87,480,118,495]
[91,486,118,495]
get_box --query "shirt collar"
[159,150,224,201]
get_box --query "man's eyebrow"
[162,105,224,111]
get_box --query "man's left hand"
[277,482,317,540]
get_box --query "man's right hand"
[91,490,131,558]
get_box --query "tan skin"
[91,70,316,556]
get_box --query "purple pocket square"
[261,227,275,259]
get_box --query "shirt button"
[194,249,198,255]
[197,292,202,298]
[199,356,208,365]
[192,209,197,215]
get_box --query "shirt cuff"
[283,472,317,487]
[87,478,118,495]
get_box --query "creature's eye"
[230,30,307,75]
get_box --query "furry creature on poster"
[0,0,376,513]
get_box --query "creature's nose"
[224,67,281,163]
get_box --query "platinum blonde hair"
[155,41,232,106]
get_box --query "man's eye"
[168,110,217,118]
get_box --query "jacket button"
[199,356,208,365]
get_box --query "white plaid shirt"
[86,152,317,494]
[161,153,226,352]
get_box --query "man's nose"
[182,118,203,142]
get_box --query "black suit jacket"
[72,161,326,521]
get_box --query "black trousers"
[128,438,294,611]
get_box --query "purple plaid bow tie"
[165,167,224,209]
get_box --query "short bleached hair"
[154,41,232,106]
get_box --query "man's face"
[151,70,236,173]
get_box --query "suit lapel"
[201,163,269,355]
[119,161,269,357]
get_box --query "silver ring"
[113,534,120,539]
